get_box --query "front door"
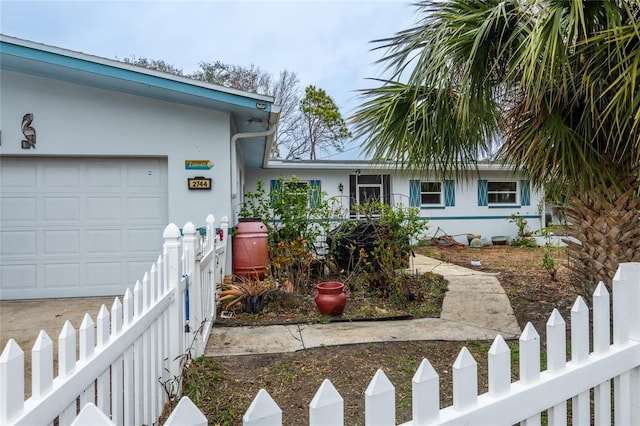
[349,174,390,218]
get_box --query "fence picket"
[570,296,590,425]
[32,331,53,399]
[59,321,77,377]
[122,288,135,426]
[1,339,24,423]
[111,298,124,425]
[243,389,282,426]
[70,403,115,426]
[452,347,477,411]
[592,282,612,425]
[78,315,95,408]
[411,358,439,424]
[519,322,541,426]
[96,306,110,413]
[365,369,395,426]
[309,379,343,426]
[163,396,207,426]
[546,309,567,426]
[142,271,152,426]
[613,264,640,426]
[488,334,510,397]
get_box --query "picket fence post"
[570,297,590,425]
[71,403,115,426]
[0,339,24,424]
[243,389,282,426]
[365,369,395,426]
[33,330,54,400]
[613,263,640,426]
[163,223,183,384]
[411,358,439,425]
[309,379,343,426]
[164,396,207,426]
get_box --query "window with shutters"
[421,182,442,205]
[487,181,517,205]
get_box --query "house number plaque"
[188,177,212,190]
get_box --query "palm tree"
[352,0,640,298]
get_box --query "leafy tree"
[191,61,271,94]
[120,55,184,75]
[293,85,351,160]
[352,0,640,298]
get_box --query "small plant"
[508,213,536,247]
[537,225,558,280]
[218,275,274,310]
[508,213,530,238]
[269,237,314,292]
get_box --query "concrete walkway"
[204,254,521,357]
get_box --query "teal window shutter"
[444,180,455,207]
[269,179,281,205]
[478,180,488,206]
[409,180,420,207]
[309,180,321,208]
[520,180,530,206]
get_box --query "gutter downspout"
[230,125,277,200]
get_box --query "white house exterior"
[246,160,545,245]
[0,35,543,301]
[0,36,279,300]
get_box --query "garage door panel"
[43,263,80,288]
[43,197,81,221]
[85,229,122,253]
[44,230,80,254]
[1,164,36,188]
[86,165,122,189]
[128,196,164,221]
[1,157,168,299]
[86,197,123,220]
[0,265,37,290]
[1,230,37,256]
[43,165,81,189]
[1,197,37,222]
[86,262,122,286]
[127,164,163,189]
[127,229,162,252]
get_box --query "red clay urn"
[314,281,347,316]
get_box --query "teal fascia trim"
[420,206,446,210]
[1,42,270,111]
[488,205,521,209]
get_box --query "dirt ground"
[179,244,578,425]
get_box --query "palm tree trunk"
[563,180,640,299]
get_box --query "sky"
[1,0,421,159]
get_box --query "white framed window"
[487,181,517,205]
[420,181,442,205]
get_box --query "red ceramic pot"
[314,281,347,316]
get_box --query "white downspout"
[230,125,277,201]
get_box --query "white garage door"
[0,157,168,300]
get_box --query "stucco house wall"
[245,163,544,245]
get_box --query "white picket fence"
[0,214,228,426]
